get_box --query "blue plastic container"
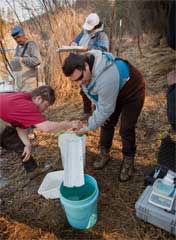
[59,174,99,230]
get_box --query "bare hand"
[70,41,78,46]
[71,120,83,130]
[22,145,32,162]
[74,125,89,135]
[82,47,88,52]
[101,118,110,127]
[167,70,176,86]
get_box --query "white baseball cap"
[82,13,100,31]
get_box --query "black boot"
[22,156,38,172]
[158,134,176,171]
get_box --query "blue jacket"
[73,24,109,51]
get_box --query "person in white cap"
[71,13,109,118]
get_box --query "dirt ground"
[0,40,175,240]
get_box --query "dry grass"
[0,217,57,240]
[0,8,176,240]
[0,8,86,103]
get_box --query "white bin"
[38,170,64,199]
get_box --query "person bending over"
[0,85,82,172]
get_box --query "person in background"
[0,85,82,173]
[157,1,176,171]
[157,71,176,171]
[70,13,109,118]
[10,25,41,91]
[166,71,176,133]
[166,1,175,51]
[62,50,145,182]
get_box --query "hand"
[74,125,89,135]
[10,57,23,71]
[22,145,32,162]
[70,41,78,46]
[70,120,83,130]
[12,56,22,62]
[101,118,110,127]
[82,47,88,52]
[167,70,176,86]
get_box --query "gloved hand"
[10,56,23,71]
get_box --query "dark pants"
[0,126,24,154]
[157,84,176,171]
[0,127,37,172]
[100,63,145,157]
[80,88,92,113]
[167,83,176,130]
[158,135,176,171]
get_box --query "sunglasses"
[74,71,84,81]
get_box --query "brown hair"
[30,85,55,105]
[62,53,95,76]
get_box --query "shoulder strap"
[102,51,125,62]
[102,52,129,89]
[102,51,115,61]
[74,31,84,44]
[20,41,34,57]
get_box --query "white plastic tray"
[38,170,64,199]
[56,45,86,52]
